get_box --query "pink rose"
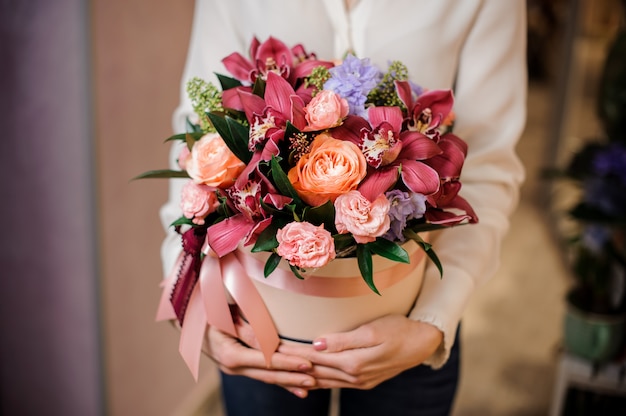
[177,145,191,170]
[186,132,246,188]
[276,222,336,270]
[180,180,219,225]
[303,90,349,131]
[334,191,391,244]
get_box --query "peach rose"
[334,191,391,244]
[180,180,219,225]
[186,132,246,188]
[303,90,349,131]
[288,133,367,206]
[276,222,336,271]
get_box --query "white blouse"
[161,0,527,368]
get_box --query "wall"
[92,1,218,414]
[0,0,103,414]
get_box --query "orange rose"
[288,133,367,206]
[186,133,246,188]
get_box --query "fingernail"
[291,388,307,398]
[313,338,327,351]
[298,363,311,371]
[301,379,315,387]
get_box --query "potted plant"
[556,15,626,362]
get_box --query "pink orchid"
[222,36,333,86]
[423,134,478,225]
[346,106,442,201]
[395,81,454,137]
[206,170,292,257]
[238,71,306,152]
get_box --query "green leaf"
[132,169,190,180]
[302,200,336,231]
[357,244,380,295]
[252,224,280,252]
[185,118,203,134]
[289,264,306,280]
[367,238,409,263]
[207,113,252,164]
[333,234,355,251]
[270,156,304,207]
[226,117,253,163]
[215,73,242,91]
[264,252,282,277]
[164,132,204,143]
[252,77,266,97]
[171,216,194,227]
[284,121,302,142]
[403,229,443,277]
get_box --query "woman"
[160,0,527,414]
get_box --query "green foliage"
[305,65,331,95]
[367,60,409,108]
[356,244,378,295]
[186,77,223,132]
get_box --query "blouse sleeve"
[159,0,246,276]
[408,0,527,368]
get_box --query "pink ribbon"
[156,237,426,381]
[156,241,279,381]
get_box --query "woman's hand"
[279,314,443,390]
[203,323,317,398]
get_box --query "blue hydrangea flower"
[383,190,427,242]
[323,54,382,117]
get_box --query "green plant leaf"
[367,238,409,263]
[270,156,304,207]
[264,252,282,277]
[252,77,266,97]
[186,118,203,133]
[207,112,251,164]
[164,132,204,143]
[357,244,379,295]
[284,120,302,142]
[289,264,305,280]
[226,117,252,163]
[171,216,195,227]
[302,200,336,231]
[215,73,242,91]
[132,169,190,180]
[252,224,280,252]
[403,229,443,277]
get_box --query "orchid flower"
[395,81,454,138]
[341,106,442,201]
[206,169,292,257]
[423,134,478,225]
[238,71,307,152]
[222,36,333,86]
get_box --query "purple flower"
[593,143,626,184]
[324,54,382,117]
[382,190,427,241]
[582,224,611,254]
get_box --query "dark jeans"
[219,329,461,416]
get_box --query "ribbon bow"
[156,228,279,380]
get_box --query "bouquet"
[138,36,478,378]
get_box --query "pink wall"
[92,1,217,414]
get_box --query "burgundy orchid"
[206,170,292,257]
[395,81,454,137]
[238,71,307,153]
[341,106,443,201]
[222,36,333,86]
[424,134,478,225]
